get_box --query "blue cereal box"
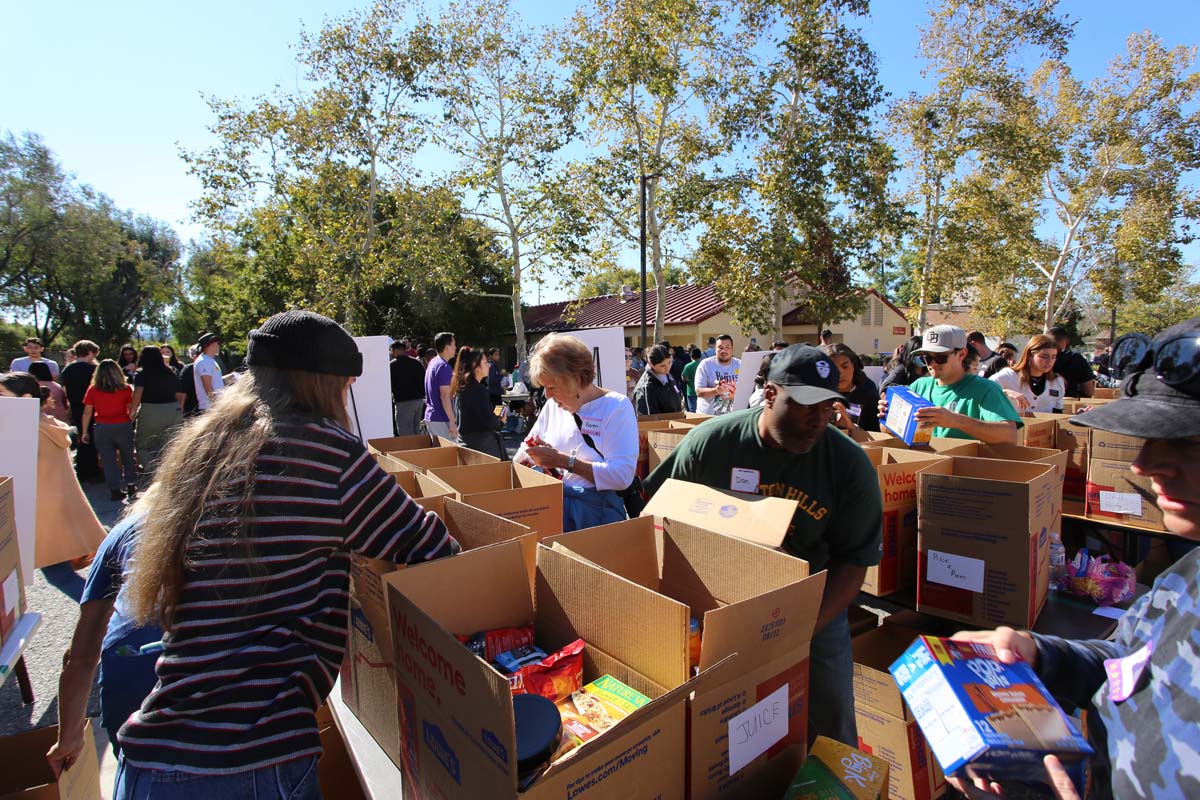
[882,386,935,447]
[889,636,1092,783]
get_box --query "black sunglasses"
[1113,331,1200,389]
[924,350,959,365]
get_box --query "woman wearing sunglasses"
[989,334,1066,413]
[951,317,1200,799]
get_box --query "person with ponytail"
[87,311,459,800]
[0,372,106,600]
[451,345,505,459]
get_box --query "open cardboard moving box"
[916,457,1058,629]
[852,627,946,800]
[641,479,799,552]
[0,477,27,651]
[1023,413,1088,516]
[384,444,500,474]
[1085,429,1164,531]
[430,461,564,536]
[645,421,703,473]
[341,498,534,764]
[383,539,728,800]
[922,440,1068,518]
[0,719,101,800]
[861,449,950,597]
[368,433,460,456]
[545,516,827,800]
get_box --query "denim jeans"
[94,421,137,492]
[808,610,857,747]
[393,399,424,436]
[114,755,321,800]
[562,486,627,532]
[686,395,697,412]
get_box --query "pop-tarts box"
[883,387,935,447]
[888,636,1091,782]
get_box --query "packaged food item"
[688,617,702,670]
[494,644,549,673]
[499,638,586,702]
[514,693,562,790]
[890,635,1092,783]
[883,385,935,446]
[783,736,889,800]
[1061,549,1135,606]
[456,625,535,662]
[554,674,650,758]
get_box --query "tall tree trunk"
[647,178,666,343]
[510,230,527,367]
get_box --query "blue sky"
[3,0,1197,303]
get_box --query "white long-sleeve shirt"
[516,391,637,491]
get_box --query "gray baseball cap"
[915,325,967,354]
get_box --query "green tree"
[575,263,688,299]
[692,0,904,338]
[425,0,589,363]
[563,0,745,344]
[890,0,1072,329]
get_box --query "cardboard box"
[922,441,1068,518]
[646,424,696,473]
[317,713,367,800]
[859,431,910,450]
[1061,397,1116,415]
[882,387,935,447]
[784,736,890,800]
[545,516,827,800]
[1016,415,1059,449]
[852,627,945,800]
[0,719,101,800]
[1028,414,1089,516]
[889,636,1092,782]
[861,450,951,597]
[0,477,25,649]
[341,498,534,764]
[641,479,801,552]
[386,444,500,473]
[383,539,720,800]
[1087,429,1145,463]
[1091,388,1120,399]
[430,462,564,536]
[1085,457,1165,531]
[916,457,1058,629]
[368,433,435,455]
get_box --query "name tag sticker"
[848,403,863,419]
[1050,389,1060,397]
[926,550,986,593]
[1105,642,1152,703]
[730,468,761,493]
[728,683,789,775]
[1099,491,1142,515]
[580,417,603,437]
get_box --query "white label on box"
[728,683,788,775]
[1099,491,1142,515]
[1,570,15,610]
[927,550,985,593]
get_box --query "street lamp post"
[639,173,661,349]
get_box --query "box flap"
[368,433,434,454]
[430,461,514,494]
[512,462,563,489]
[919,457,1055,531]
[852,626,917,720]
[926,438,980,455]
[440,498,537,594]
[542,518,661,591]
[535,543,690,689]
[642,479,798,548]
[393,470,456,500]
[698,570,826,671]
[384,540,532,636]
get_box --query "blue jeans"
[562,486,626,532]
[114,755,320,800]
[686,395,697,412]
[808,611,857,746]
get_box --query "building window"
[873,299,884,326]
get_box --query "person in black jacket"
[452,346,505,459]
[633,344,684,415]
[822,343,880,435]
[880,335,928,392]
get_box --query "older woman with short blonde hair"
[516,334,638,531]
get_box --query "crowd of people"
[1,312,1194,799]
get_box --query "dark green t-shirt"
[680,360,700,397]
[643,407,882,572]
[907,374,1022,439]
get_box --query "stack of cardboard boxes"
[1085,429,1164,531]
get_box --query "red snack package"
[506,638,586,702]
[456,626,536,662]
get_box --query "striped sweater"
[117,418,459,773]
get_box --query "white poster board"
[730,350,771,412]
[565,327,627,396]
[347,336,394,444]
[0,398,40,587]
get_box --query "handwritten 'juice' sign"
[727,683,789,775]
[927,549,986,593]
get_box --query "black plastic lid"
[513,693,562,774]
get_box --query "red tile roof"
[524,284,727,333]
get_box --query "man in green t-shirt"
[645,344,882,747]
[679,347,703,412]
[878,325,1021,444]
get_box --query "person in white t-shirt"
[694,334,741,415]
[990,334,1066,413]
[10,336,60,379]
[514,333,637,532]
[192,332,226,411]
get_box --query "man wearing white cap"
[878,324,1021,444]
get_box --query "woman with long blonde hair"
[990,334,1066,413]
[103,311,459,800]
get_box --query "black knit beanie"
[245,310,363,377]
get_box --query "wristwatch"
[566,452,577,472]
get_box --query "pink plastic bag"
[1064,549,1135,606]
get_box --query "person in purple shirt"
[423,331,457,440]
